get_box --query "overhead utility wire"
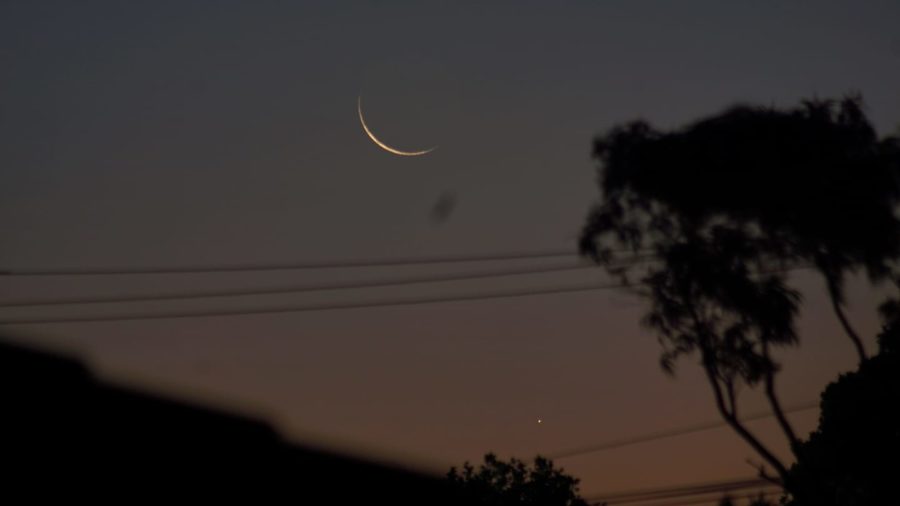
[586,477,774,505]
[0,241,821,278]
[597,483,779,506]
[0,249,593,276]
[613,489,783,506]
[0,280,629,325]
[0,256,658,308]
[0,262,606,308]
[0,247,665,277]
[548,401,819,460]
[0,263,811,324]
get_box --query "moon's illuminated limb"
[357,96,437,157]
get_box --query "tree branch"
[683,295,790,484]
[745,459,783,487]
[823,271,868,363]
[702,361,790,483]
[762,344,800,453]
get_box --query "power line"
[586,477,776,505]
[0,246,818,278]
[0,254,807,311]
[0,262,813,324]
[599,486,780,506]
[0,280,628,325]
[669,489,782,506]
[0,262,605,308]
[0,249,586,276]
[598,489,783,506]
[548,402,818,460]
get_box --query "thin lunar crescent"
[357,96,437,157]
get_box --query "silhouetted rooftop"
[0,339,459,503]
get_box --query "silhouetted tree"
[447,453,588,506]
[579,96,900,490]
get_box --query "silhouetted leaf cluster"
[585,97,900,273]
[447,454,588,506]
[785,322,900,506]
[582,96,900,364]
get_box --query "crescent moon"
[357,96,437,157]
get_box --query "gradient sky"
[2,1,900,497]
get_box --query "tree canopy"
[447,454,588,506]
[582,96,900,362]
[579,95,900,491]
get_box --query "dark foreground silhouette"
[0,339,462,504]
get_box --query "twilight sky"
[2,1,899,497]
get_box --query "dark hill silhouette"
[0,338,461,504]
